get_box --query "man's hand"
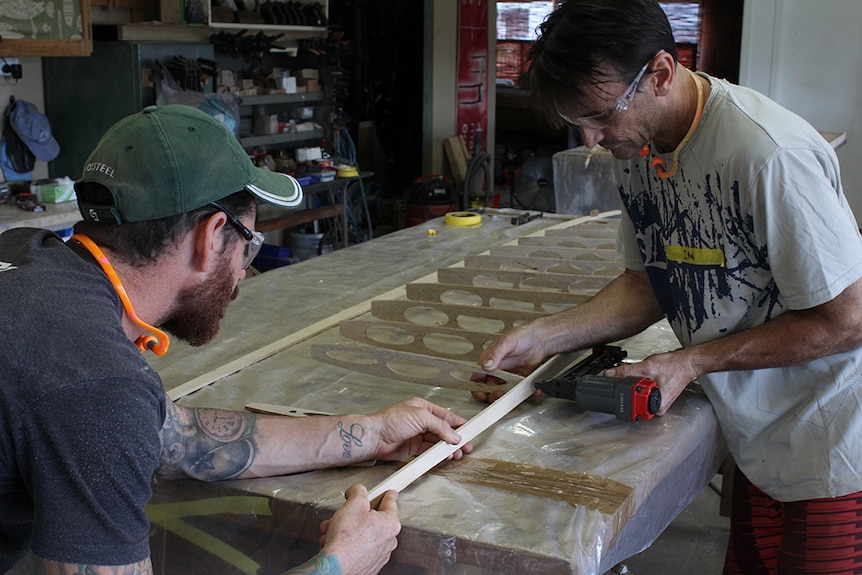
[603,350,697,416]
[317,484,400,575]
[369,398,473,461]
[477,324,548,375]
[472,325,547,403]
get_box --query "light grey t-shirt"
[615,74,862,501]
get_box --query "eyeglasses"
[208,201,264,269]
[559,52,660,129]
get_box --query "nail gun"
[533,345,661,421]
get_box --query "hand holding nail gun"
[533,345,661,421]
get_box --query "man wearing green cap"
[0,105,472,575]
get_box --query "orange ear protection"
[71,234,170,356]
[639,68,704,179]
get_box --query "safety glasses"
[208,201,264,269]
[559,51,662,129]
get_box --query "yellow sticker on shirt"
[665,245,725,266]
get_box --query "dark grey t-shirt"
[0,228,166,571]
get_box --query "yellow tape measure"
[444,211,482,227]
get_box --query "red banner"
[457,0,489,155]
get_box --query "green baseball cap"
[75,104,303,224]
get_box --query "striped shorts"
[724,466,862,575]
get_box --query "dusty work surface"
[146,210,725,575]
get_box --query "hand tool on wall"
[533,345,661,421]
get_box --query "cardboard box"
[33,179,76,203]
[254,114,279,136]
[297,78,320,92]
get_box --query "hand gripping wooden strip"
[366,351,583,506]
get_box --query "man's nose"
[579,125,603,148]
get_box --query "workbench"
[145,209,725,575]
[0,199,80,233]
[255,173,372,250]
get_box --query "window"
[496,1,554,85]
[495,1,703,86]
[660,2,701,69]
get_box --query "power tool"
[533,345,661,421]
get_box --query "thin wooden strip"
[489,245,621,263]
[370,299,546,333]
[464,255,623,277]
[366,351,583,506]
[310,344,521,392]
[339,319,496,362]
[405,282,591,311]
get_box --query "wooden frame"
[0,0,92,57]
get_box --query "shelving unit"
[238,92,326,150]
[240,128,325,150]
[119,0,327,42]
[257,178,350,244]
[207,0,328,36]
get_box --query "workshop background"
[0,1,859,574]
[1,0,860,237]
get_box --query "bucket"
[289,232,324,261]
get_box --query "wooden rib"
[366,351,584,506]
[339,319,496,362]
[405,282,591,311]
[167,212,622,401]
[464,255,623,277]
[310,344,521,392]
[436,267,610,294]
[370,299,546,333]
[489,245,621,263]
[517,236,618,250]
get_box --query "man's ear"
[191,211,228,273]
[650,51,677,97]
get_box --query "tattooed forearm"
[38,558,153,575]
[337,420,365,460]
[283,551,342,575]
[157,402,258,481]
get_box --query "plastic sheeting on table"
[145,212,725,575]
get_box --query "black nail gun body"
[534,345,661,421]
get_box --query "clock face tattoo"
[195,408,253,442]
